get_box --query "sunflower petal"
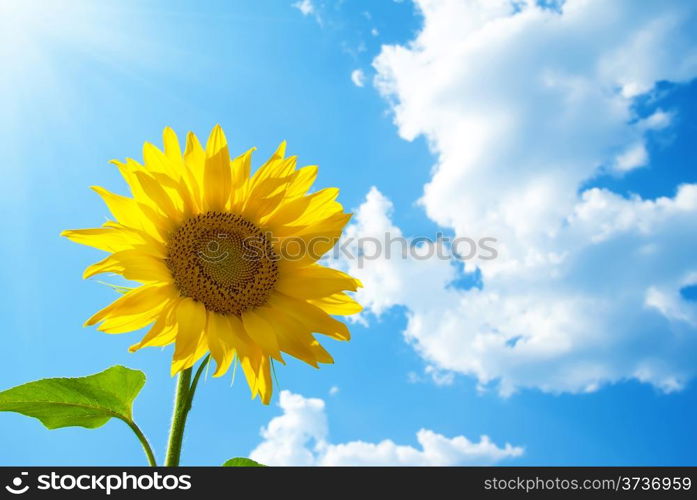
[262,305,332,368]
[229,148,255,210]
[257,356,273,404]
[184,131,205,209]
[163,127,183,160]
[131,170,181,222]
[206,311,236,377]
[285,165,318,199]
[269,292,352,341]
[91,186,171,242]
[83,249,171,283]
[171,298,208,374]
[241,309,283,362]
[263,187,339,227]
[85,284,175,328]
[204,124,231,211]
[129,300,179,351]
[61,227,136,253]
[276,265,361,299]
[308,292,363,315]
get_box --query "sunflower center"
[166,212,279,315]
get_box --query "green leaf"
[223,457,266,467]
[0,365,145,429]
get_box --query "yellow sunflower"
[62,125,362,404]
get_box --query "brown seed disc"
[166,212,279,315]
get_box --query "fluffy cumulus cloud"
[344,0,697,395]
[250,391,523,465]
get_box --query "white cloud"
[612,109,674,172]
[333,187,456,319]
[614,142,648,172]
[346,0,697,395]
[350,69,366,88]
[329,385,340,396]
[639,109,673,131]
[292,0,322,25]
[250,391,523,465]
[292,0,315,17]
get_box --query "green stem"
[164,368,191,467]
[187,355,210,412]
[164,356,211,466]
[124,419,158,467]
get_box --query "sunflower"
[62,125,362,404]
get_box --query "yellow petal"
[228,314,254,351]
[276,265,360,299]
[83,249,171,283]
[163,127,182,160]
[204,124,231,211]
[101,222,167,258]
[241,309,283,362]
[184,131,205,210]
[171,298,207,374]
[285,165,318,199]
[131,170,181,222]
[272,140,286,160]
[112,158,150,203]
[229,147,255,210]
[308,292,363,315]
[295,215,353,265]
[143,142,175,176]
[61,227,137,253]
[274,210,350,240]
[140,142,195,215]
[85,284,175,328]
[268,292,352,341]
[240,353,273,405]
[90,186,144,229]
[242,165,296,220]
[185,131,205,167]
[257,356,273,405]
[263,187,339,227]
[206,311,236,377]
[91,186,171,243]
[252,154,296,188]
[263,305,330,368]
[129,299,179,351]
[96,302,167,334]
[239,352,262,400]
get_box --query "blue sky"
[0,0,696,466]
